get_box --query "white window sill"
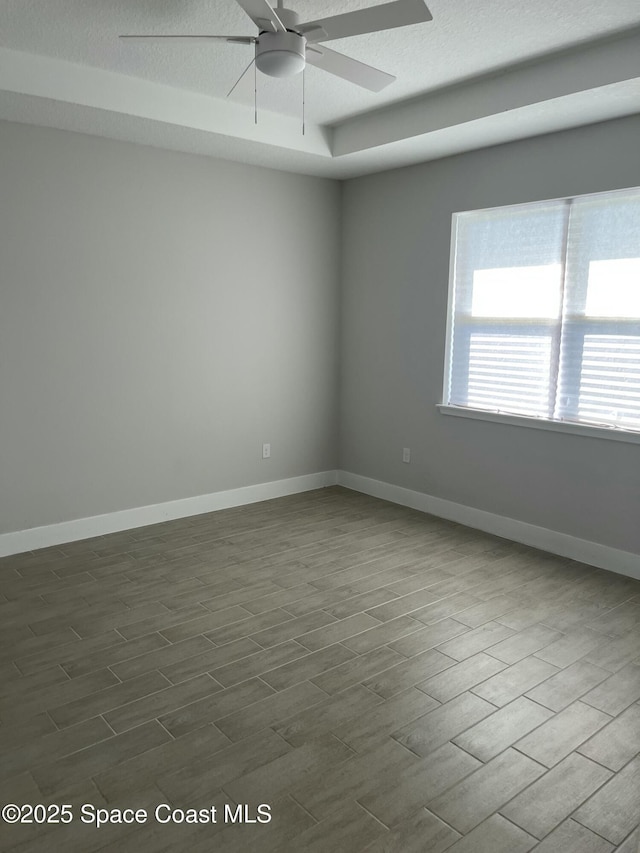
[437,404,640,446]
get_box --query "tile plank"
[363,649,455,700]
[334,687,440,754]
[452,696,554,761]
[428,748,545,833]
[573,754,640,844]
[502,752,613,839]
[442,814,536,853]
[525,660,610,711]
[31,720,172,796]
[393,691,496,758]
[419,652,507,703]
[104,673,222,733]
[516,700,611,767]
[359,742,481,827]
[578,703,640,770]
[214,680,327,742]
[532,819,614,853]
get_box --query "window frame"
[440,186,640,445]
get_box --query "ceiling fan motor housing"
[255,30,306,77]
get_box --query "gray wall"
[3,114,639,555]
[0,121,341,534]
[340,115,640,554]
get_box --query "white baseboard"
[0,471,339,558]
[337,470,640,581]
[3,468,637,582]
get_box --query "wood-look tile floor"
[1,486,639,852]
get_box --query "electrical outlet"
[402,447,411,463]
[262,443,271,459]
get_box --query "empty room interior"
[1,1,640,851]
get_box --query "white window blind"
[444,187,640,433]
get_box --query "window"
[442,187,640,436]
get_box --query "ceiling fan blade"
[234,0,285,32]
[306,45,395,92]
[119,35,255,44]
[301,0,432,43]
[297,25,327,40]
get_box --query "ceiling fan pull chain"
[226,57,255,98]
[302,67,305,136]
[254,59,258,124]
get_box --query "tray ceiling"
[1,0,639,177]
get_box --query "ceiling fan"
[120,0,433,94]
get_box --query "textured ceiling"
[1,1,640,176]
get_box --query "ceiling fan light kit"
[255,30,305,77]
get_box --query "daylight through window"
[443,187,640,432]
